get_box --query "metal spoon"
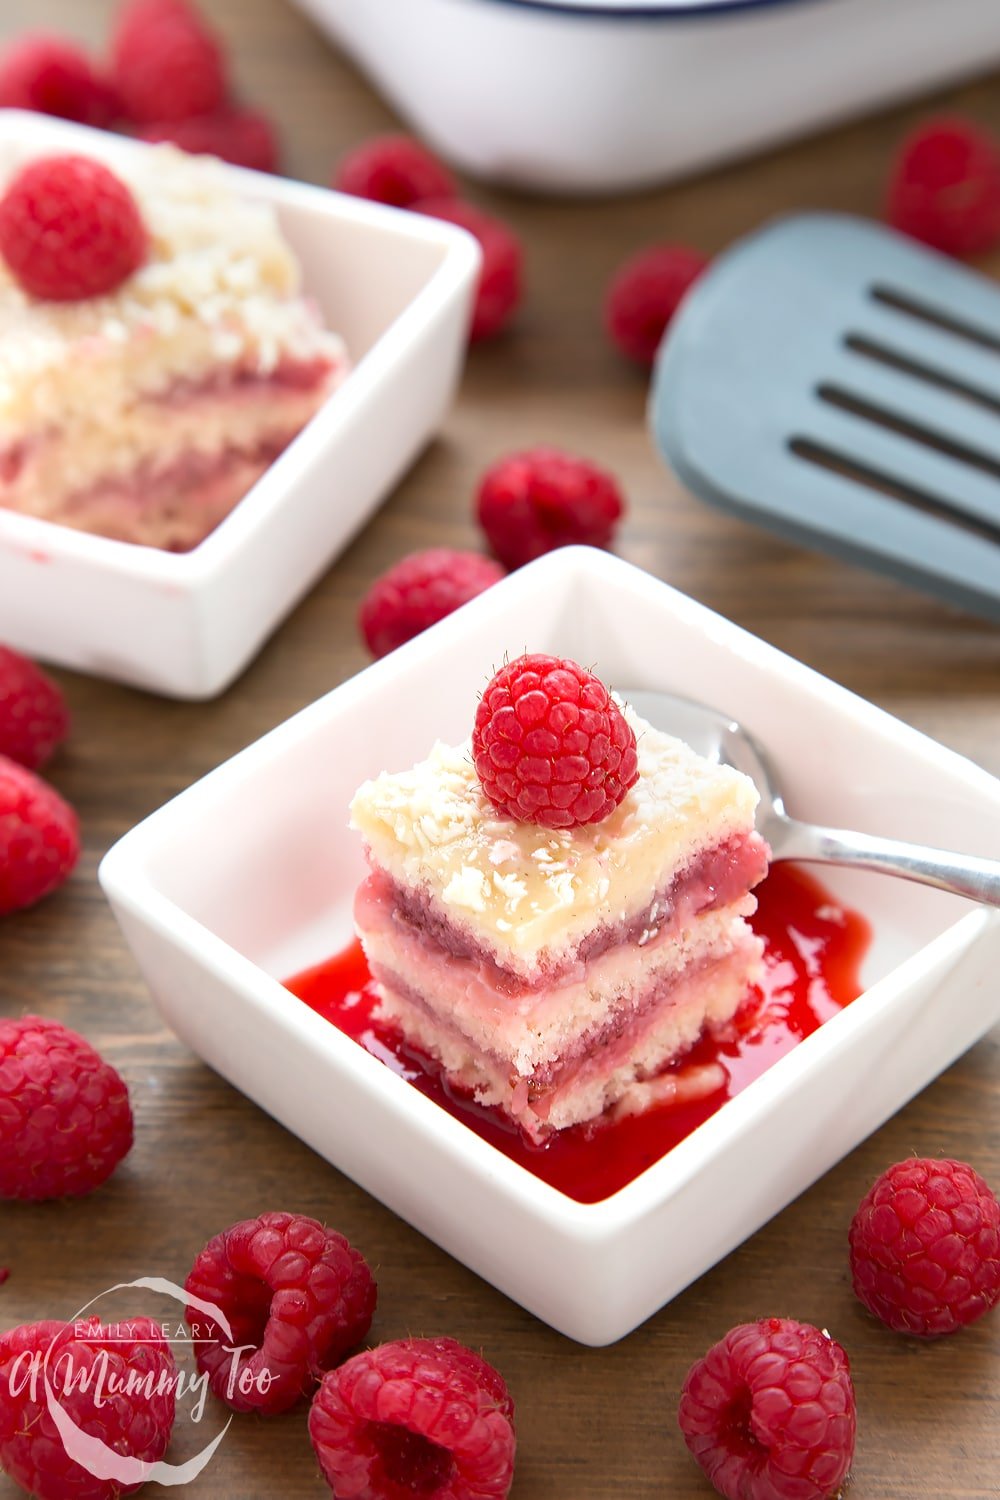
[623,688,1000,909]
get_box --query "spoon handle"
[771,818,1000,908]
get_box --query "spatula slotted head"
[650,212,1000,620]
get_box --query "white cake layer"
[0,145,346,446]
[375,938,758,1141]
[358,881,758,1074]
[350,705,760,970]
[31,451,271,551]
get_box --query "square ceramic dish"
[99,548,1000,1344]
[0,110,479,699]
[291,0,1000,193]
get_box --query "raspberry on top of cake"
[0,145,347,551]
[351,655,770,1143]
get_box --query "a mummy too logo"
[5,1276,271,1487]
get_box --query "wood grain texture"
[1,2,999,1495]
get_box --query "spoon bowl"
[624,688,1000,908]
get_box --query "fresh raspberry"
[111,0,227,126]
[476,447,624,569]
[308,1336,515,1500]
[0,32,116,127]
[333,134,456,209]
[0,1317,175,1500]
[421,1338,515,1425]
[416,199,522,342]
[472,653,638,829]
[137,104,280,172]
[359,549,505,658]
[0,758,79,915]
[678,1318,856,1500]
[0,155,147,302]
[0,1016,133,1201]
[0,646,70,771]
[849,1156,1000,1336]
[605,243,709,367]
[184,1210,376,1415]
[887,117,1000,258]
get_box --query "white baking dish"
[100,547,1000,1345]
[291,0,1000,194]
[0,111,479,699]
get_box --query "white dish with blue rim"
[289,0,1000,193]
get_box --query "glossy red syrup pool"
[285,865,871,1204]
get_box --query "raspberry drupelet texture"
[416,199,523,342]
[472,654,638,830]
[0,32,116,126]
[849,1156,1000,1336]
[678,1318,856,1500]
[476,447,624,569]
[0,1016,133,1200]
[0,1318,176,1500]
[886,117,1000,257]
[0,758,79,915]
[308,1337,516,1500]
[184,1210,376,1414]
[138,105,280,172]
[334,134,456,208]
[111,0,228,125]
[0,154,147,302]
[0,646,70,771]
[359,549,505,658]
[604,243,709,367]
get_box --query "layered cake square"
[351,659,770,1142]
[0,145,347,551]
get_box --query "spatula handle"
[773,818,1000,908]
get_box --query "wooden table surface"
[2,2,1000,1496]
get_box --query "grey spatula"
[649,212,1000,621]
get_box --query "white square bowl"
[99,547,1000,1344]
[0,111,479,699]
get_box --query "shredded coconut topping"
[0,144,345,442]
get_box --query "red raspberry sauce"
[285,865,870,1204]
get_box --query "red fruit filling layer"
[287,865,872,1202]
[371,938,752,1103]
[359,829,770,990]
[64,437,286,514]
[0,354,336,486]
[157,353,336,405]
